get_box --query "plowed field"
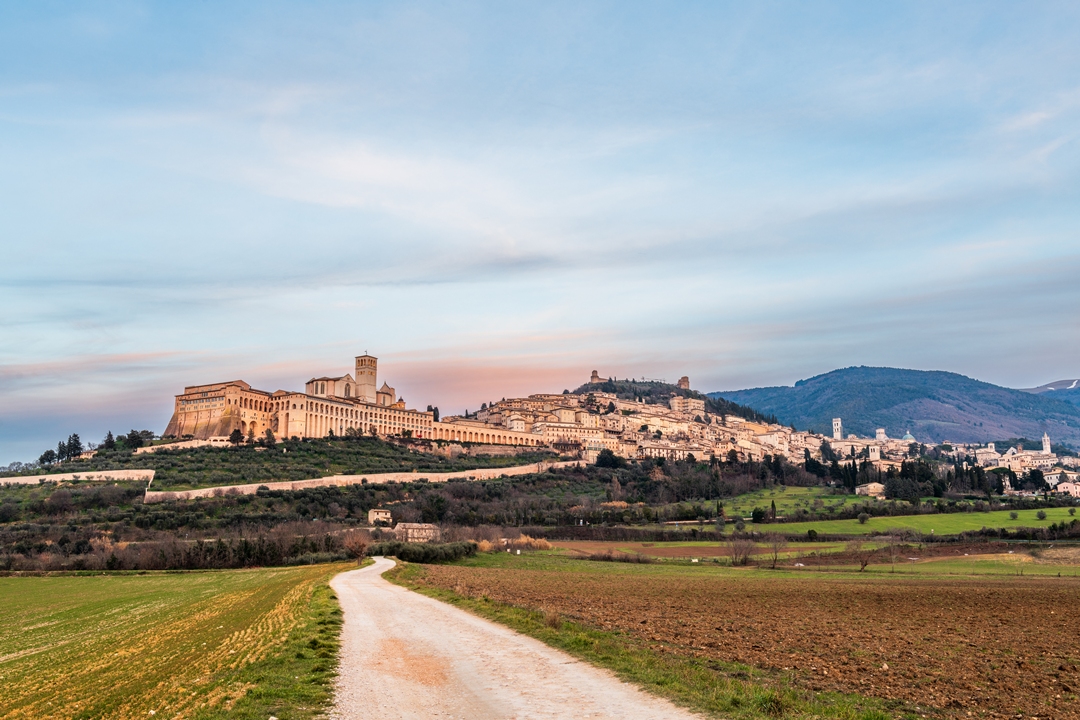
[416,558,1080,718]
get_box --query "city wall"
[143,460,580,504]
[0,469,156,486]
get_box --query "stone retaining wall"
[0,469,156,486]
[143,461,580,503]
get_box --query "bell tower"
[1043,432,1052,455]
[355,353,377,404]
[832,417,843,440]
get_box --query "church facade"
[164,354,436,441]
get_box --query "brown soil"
[553,540,832,558]
[417,563,1080,718]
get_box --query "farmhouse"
[394,523,441,543]
[855,482,885,498]
[367,508,393,525]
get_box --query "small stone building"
[368,508,393,525]
[394,523,441,543]
[855,482,885,498]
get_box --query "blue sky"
[2,2,1079,464]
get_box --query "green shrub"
[367,541,477,563]
[1036,510,1047,520]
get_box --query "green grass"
[387,559,906,720]
[0,562,358,719]
[722,485,861,518]
[764,506,1077,536]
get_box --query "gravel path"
[330,557,705,720]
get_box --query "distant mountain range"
[709,367,1080,447]
[1021,379,1080,409]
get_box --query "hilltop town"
[155,353,1080,499]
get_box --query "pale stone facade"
[394,523,441,543]
[368,508,393,525]
[164,354,434,441]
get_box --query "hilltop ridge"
[573,377,776,424]
[710,366,1080,446]
[1021,379,1080,409]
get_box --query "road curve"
[330,557,704,720]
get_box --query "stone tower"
[1043,432,1052,455]
[590,370,602,384]
[355,354,378,404]
[832,417,843,440]
[677,376,690,390]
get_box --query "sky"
[2,1,1079,464]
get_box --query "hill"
[0,436,553,489]
[1021,379,1080,408]
[572,378,776,424]
[709,366,1080,446]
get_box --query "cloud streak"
[3,2,1080,463]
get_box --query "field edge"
[384,560,911,720]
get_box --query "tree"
[103,431,116,450]
[124,430,145,449]
[342,530,370,565]
[1023,469,1047,492]
[228,428,244,446]
[607,401,616,414]
[857,512,870,524]
[767,534,788,569]
[595,448,624,469]
[263,429,276,447]
[247,426,256,444]
[38,449,58,465]
[728,537,755,566]
[432,406,439,422]
[846,540,873,571]
[1036,510,1047,520]
[66,434,84,459]
[751,507,767,523]
[57,440,68,462]
[769,500,777,522]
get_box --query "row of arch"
[432,427,541,446]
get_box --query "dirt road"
[330,557,704,720]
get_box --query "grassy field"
[551,538,1080,576]
[722,486,860,517]
[758,505,1076,536]
[393,551,1080,719]
[0,563,354,719]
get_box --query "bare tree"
[728,537,755,566]
[846,539,874,572]
[342,530,371,565]
[767,534,788,569]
